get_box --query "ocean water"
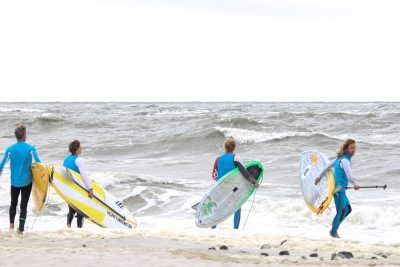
[0,102,399,245]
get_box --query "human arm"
[315,159,335,185]
[234,160,259,188]
[75,157,93,196]
[341,158,359,189]
[30,147,41,163]
[0,148,10,176]
[211,157,219,182]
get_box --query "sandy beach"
[0,228,398,267]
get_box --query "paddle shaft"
[345,185,387,190]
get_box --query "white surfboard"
[195,161,264,228]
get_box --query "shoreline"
[0,228,398,266]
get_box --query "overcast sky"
[0,0,399,102]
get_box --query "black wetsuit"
[10,183,32,232]
[67,206,84,228]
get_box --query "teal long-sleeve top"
[0,141,41,187]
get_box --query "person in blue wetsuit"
[211,138,259,229]
[315,139,360,238]
[0,126,41,233]
[63,140,93,228]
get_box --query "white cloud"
[0,0,399,101]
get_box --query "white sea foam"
[35,113,64,122]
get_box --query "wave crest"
[35,113,64,123]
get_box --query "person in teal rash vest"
[211,138,259,229]
[315,139,360,238]
[63,140,93,228]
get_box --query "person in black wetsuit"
[0,126,41,233]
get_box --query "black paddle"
[345,184,387,190]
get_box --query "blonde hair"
[337,139,356,158]
[224,138,236,152]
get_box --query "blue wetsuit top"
[0,141,41,187]
[334,153,352,188]
[63,155,80,173]
[217,153,236,180]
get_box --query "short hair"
[224,138,236,152]
[14,125,26,140]
[69,140,81,155]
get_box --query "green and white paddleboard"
[195,161,264,228]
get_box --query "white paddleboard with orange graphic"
[300,150,335,214]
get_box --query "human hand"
[88,189,94,198]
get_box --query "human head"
[224,138,236,153]
[14,125,26,141]
[69,140,81,155]
[337,139,356,158]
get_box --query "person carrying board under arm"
[211,138,259,229]
[0,125,41,233]
[63,140,93,228]
[315,139,360,238]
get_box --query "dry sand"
[0,228,399,266]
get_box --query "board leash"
[242,189,257,230]
[242,172,263,230]
[29,181,53,232]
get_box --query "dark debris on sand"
[279,250,290,256]
[331,251,354,260]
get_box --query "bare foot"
[330,231,340,238]
[9,224,14,232]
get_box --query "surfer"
[315,139,360,238]
[211,138,259,229]
[0,125,41,233]
[63,140,93,228]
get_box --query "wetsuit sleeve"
[316,159,335,178]
[75,157,93,190]
[31,147,41,163]
[340,158,358,186]
[234,161,258,185]
[212,157,219,181]
[0,148,10,176]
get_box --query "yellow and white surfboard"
[46,164,137,229]
[31,162,50,213]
